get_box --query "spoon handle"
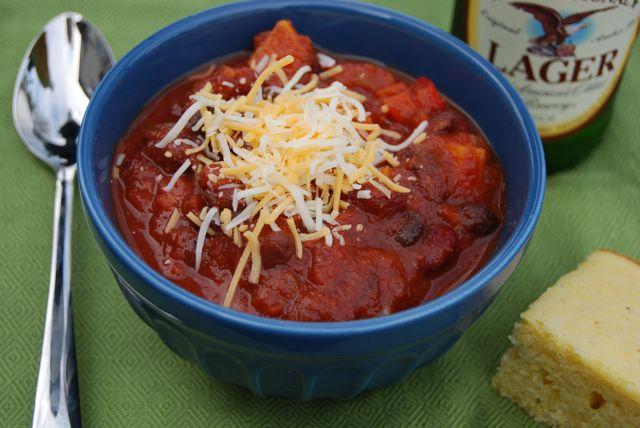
[33,166,81,428]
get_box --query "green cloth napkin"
[1,1,638,426]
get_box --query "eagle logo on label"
[510,2,616,57]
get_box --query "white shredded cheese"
[163,159,191,191]
[254,55,269,73]
[224,202,258,231]
[280,65,311,94]
[195,207,218,271]
[174,138,199,148]
[317,53,336,68]
[380,120,428,152]
[155,102,203,148]
[218,183,238,190]
[368,179,391,199]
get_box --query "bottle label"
[466,0,640,139]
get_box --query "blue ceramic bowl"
[78,0,545,400]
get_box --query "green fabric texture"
[1,0,638,426]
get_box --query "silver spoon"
[12,12,114,428]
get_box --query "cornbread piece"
[492,250,640,427]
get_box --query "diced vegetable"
[335,61,396,92]
[250,20,316,76]
[413,77,446,116]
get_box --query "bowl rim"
[78,0,545,337]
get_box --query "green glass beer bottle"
[452,0,640,171]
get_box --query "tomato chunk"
[376,82,427,126]
[412,77,446,116]
[301,245,409,320]
[207,65,256,99]
[253,31,269,49]
[250,267,302,318]
[119,153,161,213]
[335,61,395,92]
[250,20,316,76]
[346,182,408,218]
[259,225,295,269]
[444,139,487,201]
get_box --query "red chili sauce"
[111,21,505,321]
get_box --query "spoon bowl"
[13,11,113,169]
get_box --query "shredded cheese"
[154,54,429,298]
[163,159,191,191]
[317,53,336,68]
[382,151,400,167]
[367,165,410,193]
[198,206,207,220]
[164,208,180,233]
[357,190,371,199]
[223,244,251,307]
[195,207,218,271]
[244,231,261,283]
[332,169,344,216]
[299,227,330,242]
[380,121,428,152]
[319,65,343,79]
[380,129,402,140]
[155,102,203,148]
[233,227,243,247]
[286,218,303,259]
[368,179,392,199]
[187,212,215,236]
[414,132,427,144]
[225,202,258,231]
[220,208,233,237]
[196,154,213,166]
[253,55,269,73]
[247,55,294,102]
